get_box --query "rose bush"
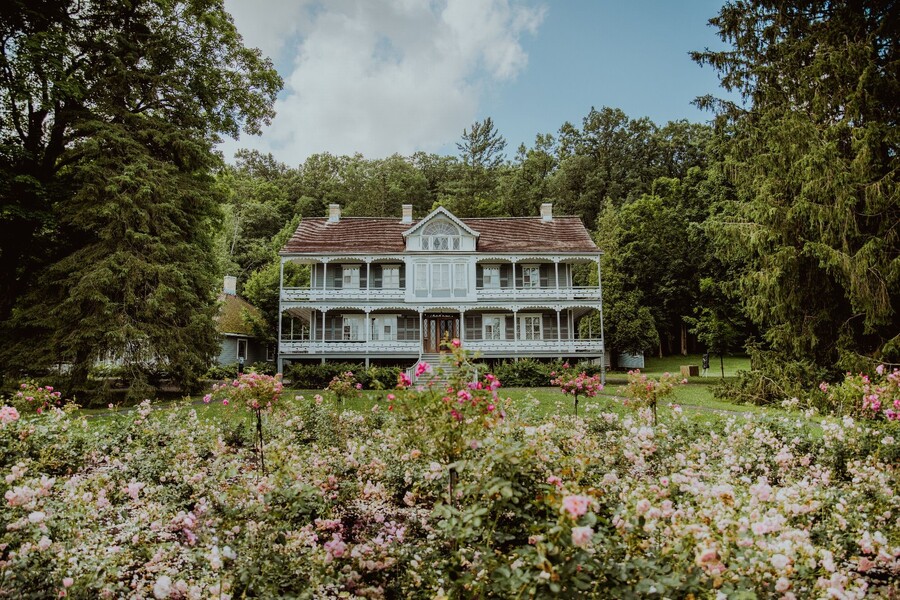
[0,366,897,598]
[325,371,362,404]
[621,369,683,425]
[550,363,603,417]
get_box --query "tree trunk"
[680,322,688,355]
[720,353,725,379]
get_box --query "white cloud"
[220,0,545,165]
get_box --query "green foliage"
[0,0,282,392]
[714,344,828,407]
[693,0,900,368]
[286,362,400,391]
[491,359,555,388]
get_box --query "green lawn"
[611,352,751,379]
[77,353,803,430]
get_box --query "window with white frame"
[482,265,500,289]
[483,315,505,340]
[342,265,360,289]
[421,221,461,251]
[453,263,467,291]
[237,338,248,360]
[370,315,397,341]
[382,265,400,289]
[521,265,540,288]
[415,263,428,292]
[432,263,451,290]
[520,314,543,340]
[342,316,364,341]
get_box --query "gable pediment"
[402,207,479,238]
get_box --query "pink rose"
[561,494,591,519]
[571,526,593,548]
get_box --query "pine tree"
[693,0,899,368]
[0,0,281,392]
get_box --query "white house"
[277,203,604,374]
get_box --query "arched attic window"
[421,221,461,250]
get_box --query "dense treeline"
[219,112,728,365]
[1,0,896,398]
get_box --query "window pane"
[454,264,466,289]
[415,264,428,291]
[433,264,450,289]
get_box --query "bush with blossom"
[621,369,682,425]
[815,365,900,421]
[325,370,362,403]
[550,363,603,417]
[10,381,64,415]
[204,372,282,475]
[0,360,898,598]
[390,342,506,501]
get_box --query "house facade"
[216,276,270,367]
[277,203,604,374]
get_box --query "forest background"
[0,0,896,402]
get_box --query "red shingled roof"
[281,216,598,254]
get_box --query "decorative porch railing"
[279,339,603,355]
[279,340,420,354]
[465,340,604,353]
[475,286,600,300]
[281,288,405,302]
[281,286,601,302]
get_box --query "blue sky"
[220,1,733,165]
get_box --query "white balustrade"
[284,286,599,303]
[280,340,420,354]
[281,288,405,302]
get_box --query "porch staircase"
[407,353,461,389]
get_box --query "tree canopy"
[693,0,899,370]
[0,0,281,393]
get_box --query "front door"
[423,314,460,353]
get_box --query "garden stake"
[256,409,267,477]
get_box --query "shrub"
[286,362,401,390]
[621,369,682,425]
[325,371,362,403]
[550,363,603,416]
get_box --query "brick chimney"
[540,202,553,221]
[401,204,413,223]
[328,203,341,222]
[223,275,237,295]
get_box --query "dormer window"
[421,222,461,251]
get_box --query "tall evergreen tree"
[453,117,507,214]
[0,0,281,391]
[693,0,899,369]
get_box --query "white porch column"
[321,308,327,365]
[277,258,285,374]
[365,309,371,367]
[459,309,465,345]
[418,310,424,360]
[322,262,327,292]
[554,259,560,298]
[366,260,371,301]
[597,256,606,385]
[512,309,518,359]
[511,259,518,301]
[556,308,562,355]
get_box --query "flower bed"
[1,358,898,597]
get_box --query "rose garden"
[1,345,898,598]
